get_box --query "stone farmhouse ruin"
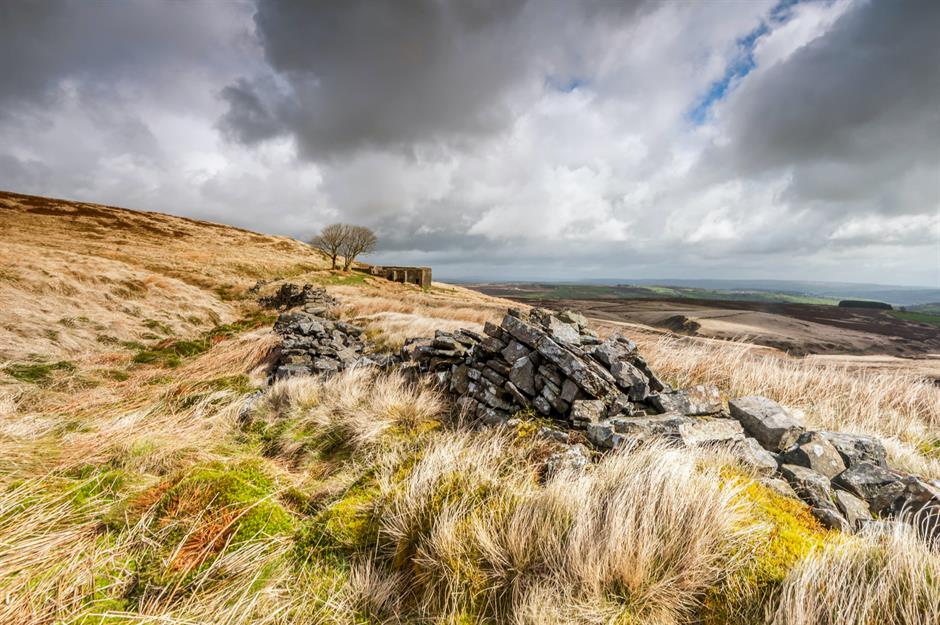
[362,265,432,288]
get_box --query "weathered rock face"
[650,385,723,416]
[780,464,846,529]
[729,396,805,452]
[818,431,887,468]
[833,490,872,531]
[833,462,906,517]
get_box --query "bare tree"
[341,225,377,270]
[310,223,349,269]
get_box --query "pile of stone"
[260,283,337,310]
[403,308,735,440]
[269,286,395,380]
[403,306,940,539]
[730,395,940,536]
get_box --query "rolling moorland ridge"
[2,190,940,624]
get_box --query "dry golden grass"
[0,190,329,360]
[368,435,750,624]
[0,328,278,478]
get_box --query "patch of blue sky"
[687,0,805,125]
[546,75,586,93]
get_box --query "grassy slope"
[1,192,939,624]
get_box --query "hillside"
[2,193,939,625]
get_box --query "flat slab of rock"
[501,314,545,347]
[609,360,650,400]
[676,417,745,446]
[571,399,605,427]
[729,437,779,473]
[833,490,872,531]
[729,396,804,452]
[545,316,581,345]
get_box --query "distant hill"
[465,282,841,305]
[565,278,940,307]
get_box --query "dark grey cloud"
[0,0,254,115]
[707,0,940,214]
[219,0,654,158]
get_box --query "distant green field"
[890,310,940,329]
[907,303,940,315]
[505,283,840,305]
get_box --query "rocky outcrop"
[402,306,940,541]
[729,396,805,451]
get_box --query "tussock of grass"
[246,367,444,464]
[773,522,940,625]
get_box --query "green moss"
[142,318,172,335]
[95,368,130,382]
[3,360,76,385]
[917,438,940,460]
[204,374,254,394]
[47,467,132,513]
[132,311,276,368]
[160,460,295,542]
[296,484,381,559]
[702,473,833,624]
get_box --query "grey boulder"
[729,396,804,452]
[650,384,722,416]
[729,437,780,473]
[781,431,847,479]
[833,490,872,531]
[780,464,838,514]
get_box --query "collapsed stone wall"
[265,286,940,541]
[266,285,396,379]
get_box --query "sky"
[1,0,938,286]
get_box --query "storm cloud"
[1,0,937,285]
